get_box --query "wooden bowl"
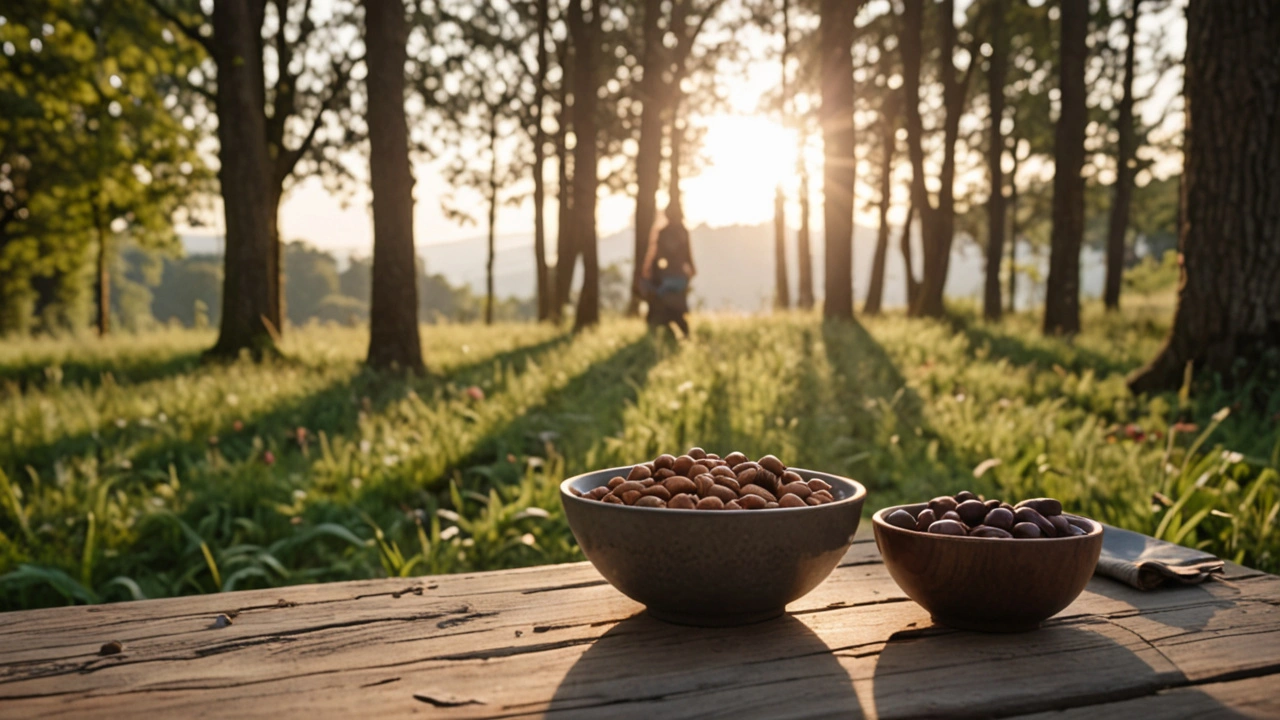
[561,466,866,627]
[872,502,1103,632]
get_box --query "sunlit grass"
[1,304,1277,610]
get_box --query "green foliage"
[1,301,1277,611]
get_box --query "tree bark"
[533,0,550,321]
[266,190,282,334]
[819,0,857,320]
[1129,0,1280,393]
[1104,0,1140,311]
[569,0,600,331]
[96,214,109,336]
[773,185,790,309]
[208,0,277,359]
[864,101,896,316]
[629,0,664,317]
[485,113,498,326]
[1043,0,1087,336]
[796,151,814,310]
[899,203,918,308]
[983,0,1009,322]
[1008,147,1019,313]
[363,0,424,371]
[901,0,963,319]
[553,91,575,319]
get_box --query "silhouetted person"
[640,201,695,338]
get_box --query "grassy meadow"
[2,296,1278,610]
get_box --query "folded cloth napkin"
[1096,523,1226,590]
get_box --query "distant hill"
[184,223,1110,312]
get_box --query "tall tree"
[899,203,919,307]
[627,0,730,315]
[364,0,424,371]
[629,0,663,317]
[206,0,277,358]
[773,0,792,311]
[1042,0,1087,336]
[1103,0,1140,311]
[863,93,898,316]
[532,0,551,320]
[1129,1,1280,392]
[819,0,857,320]
[795,125,815,310]
[983,0,1009,321]
[900,0,972,318]
[567,0,601,331]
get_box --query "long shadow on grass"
[0,333,576,485]
[0,351,205,394]
[818,319,974,504]
[434,334,664,496]
[946,313,1132,378]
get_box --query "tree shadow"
[439,334,664,491]
[945,312,1132,378]
[0,350,205,394]
[869,613,1246,718]
[817,319,972,502]
[547,613,863,718]
[1,333,576,487]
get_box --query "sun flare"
[681,115,806,228]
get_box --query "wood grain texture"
[1,533,1277,719]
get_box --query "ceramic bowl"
[873,502,1103,632]
[560,466,867,627]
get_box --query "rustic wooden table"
[3,529,1278,719]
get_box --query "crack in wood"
[412,692,484,707]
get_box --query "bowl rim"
[872,501,1103,542]
[560,465,867,515]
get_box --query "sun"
[681,115,801,228]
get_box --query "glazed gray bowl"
[873,502,1104,632]
[560,466,866,627]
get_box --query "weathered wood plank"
[0,534,1276,720]
[1010,673,1280,719]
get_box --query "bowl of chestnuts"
[560,448,866,627]
[872,491,1103,632]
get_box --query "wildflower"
[157,412,168,424]
[1171,422,1198,434]
[382,454,400,467]
[295,426,308,448]
[466,386,485,401]
[207,435,219,447]
[1221,450,1245,465]
[677,380,694,393]
[233,420,244,432]
[1124,424,1146,442]
[263,450,276,465]
[440,525,460,540]
[114,418,127,429]
[521,533,536,547]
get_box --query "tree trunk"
[533,0,550,321]
[1008,148,1019,314]
[266,187,283,335]
[899,203,919,308]
[902,0,962,319]
[208,0,277,359]
[1043,0,1087,336]
[553,93,575,319]
[569,0,600,331]
[864,95,897,316]
[363,0,424,371]
[669,108,684,204]
[1129,1,1280,393]
[796,155,814,310]
[774,186,790,309]
[485,115,498,326]
[1104,0,1141,311]
[983,0,1009,322]
[96,215,109,336]
[629,0,664,317]
[819,0,857,320]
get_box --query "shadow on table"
[547,612,863,719]
[868,612,1246,719]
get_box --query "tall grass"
[1,304,1276,610]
